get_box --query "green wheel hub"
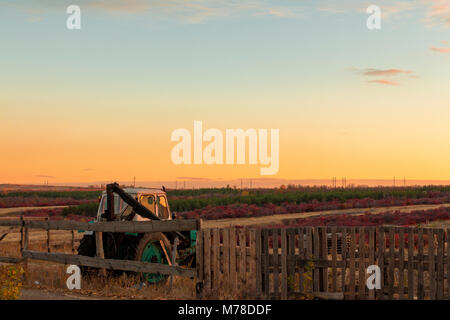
[140,241,168,284]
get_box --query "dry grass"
[23,262,197,299]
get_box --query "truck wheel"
[77,233,97,276]
[134,233,172,285]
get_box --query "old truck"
[77,182,197,284]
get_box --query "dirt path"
[19,288,106,300]
[202,203,450,228]
[0,205,69,216]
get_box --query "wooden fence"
[196,226,450,300]
[0,218,200,278]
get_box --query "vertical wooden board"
[306,228,313,296]
[222,228,230,292]
[313,227,320,294]
[341,227,347,295]
[95,232,104,259]
[71,230,75,254]
[377,228,385,300]
[358,227,366,299]
[46,216,51,253]
[417,228,424,300]
[428,228,435,299]
[23,227,29,250]
[273,229,279,296]
[298,228,305,294]
[281,228,288,299]
[331,227,337,293]
[239,229,246,290]
[287,229,295,294]
[388,228,395,300]
[263,229,269,296]
[436,229,444,300]
[204,229,211,292]
[213,229,220,290]
[250,229,257,294]
[368,228,375,300]
[407,228,414,300]
[398,228,405,300]
[229,227,237,293]
[447,229,450,300]
[20,215,24,253]
[196,230,204,287]
[255,229,262,297]
[22,227,29,278]
[320,227,328,292]
[349,227,356,300]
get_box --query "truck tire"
[77,233,97,276]
[132,232,172,285]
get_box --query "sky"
[0,0,449,185]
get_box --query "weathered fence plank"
[0,219,200,232]
[428,229,435,299]
[22,250,196,277]
[229,227,237,293]
[398,228,405,300]
[417,228,424,300]
[349,227,356,300]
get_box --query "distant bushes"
[169,186,450,212]
[0,190,101,200]
[62,202,98,217]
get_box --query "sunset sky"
[1,0,449,185]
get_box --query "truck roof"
[101,187,166,196]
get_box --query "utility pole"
[393,176,396,187]
[133,176,136,188]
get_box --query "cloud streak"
[363,68,413,76]
[87,0,302,23]
[423,0,450,27]
[431,45,450,53]
[368,79,399,86]
[352,67,417,86]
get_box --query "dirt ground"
[19,288,105,300]
[0,205,68,216]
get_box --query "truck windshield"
[140,195,156,215]
[157,195,169,219]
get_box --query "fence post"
[46,215,51,253]
[71,230,75,254]
[22,226,29,281]
[95,231,106,277]
[19,214,24,253]
[170,237,179,291]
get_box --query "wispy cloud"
[431,45,450,52]
[423,0,450,27]
[363,68,413,76]
[87,0,302,23]
[368,79,399,86]
[352,67,417,86]
[176,176,213,181]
